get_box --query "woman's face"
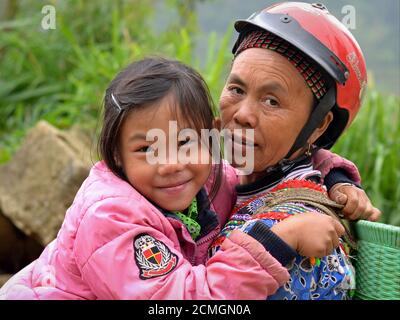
[219,48,315,174]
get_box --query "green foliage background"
[0,0,399,225]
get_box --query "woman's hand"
[270,213,345,258]
[329,183,382,222]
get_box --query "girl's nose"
[233,101,258,128]
[157,161,186,176]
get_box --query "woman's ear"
[213,117,222,130]
[308,111,334,144]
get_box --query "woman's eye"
[264,97,279,107]
[228,86,245,95]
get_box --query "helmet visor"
[233,11,349,85]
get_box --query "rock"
[0,274,12,288]
[0,121,93,245]
[0,210,43,273]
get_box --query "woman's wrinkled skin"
[215,48,381,221]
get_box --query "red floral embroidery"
[270,179,327,194]
[253,211,291,221]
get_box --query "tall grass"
[0,0,231,161]
[0,1,398,225]
[332,91,400,226]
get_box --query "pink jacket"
[0,161,289,300]
[0,151,360,300]
[312,149,361,185]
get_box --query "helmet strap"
[284,86,336,159]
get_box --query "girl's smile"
[157,178,193,196]
[118,94,212,212]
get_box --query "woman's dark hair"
[98,56,223,205]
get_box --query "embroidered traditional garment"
[210,157,356,300]
[235,30,328,100]
[235,155,321,205]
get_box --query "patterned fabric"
[134,233,179,280]
[157,188,220,242]
[173,198,201,240]
[210,179,356,300]
[235,30,328,100]
[242,217,355,300]
[269,247,355,300]
[235,155,322,206]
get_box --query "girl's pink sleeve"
[73,197,289,300]
[312,149,361,185]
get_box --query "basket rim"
[353,220,400,248]
[355,220,400,231]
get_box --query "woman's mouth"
[231,134,257,148]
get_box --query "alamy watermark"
[341,5,356,30]
[40,4,357,31]
[144,121,255,175]
[41,5,56,30]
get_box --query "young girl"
[0,57,361,300]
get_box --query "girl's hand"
[329,183,382,222]
[270,213,345,258]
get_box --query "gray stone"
[0,121,93,245]
[0,210,43,273]
[0,274,12,288]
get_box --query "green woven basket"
[352,220,400,300]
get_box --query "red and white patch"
[134,233,178,280]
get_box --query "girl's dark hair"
[98,56,223,205]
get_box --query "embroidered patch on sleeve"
[133,233,179,280]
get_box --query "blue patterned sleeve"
[242,203,356,300]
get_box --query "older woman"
[0,3,379,301]
[211,2,377,299]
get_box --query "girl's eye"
[178,137,194,147]
[137,146,153,153]
[263,97,280,107]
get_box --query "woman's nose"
[233,101,258,128]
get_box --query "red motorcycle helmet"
[232,2,368,152]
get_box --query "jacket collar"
[153,188,220,241]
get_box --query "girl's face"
[118,94,212,211]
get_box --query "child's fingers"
[333,219,345,237]
[331,233,340,251]
[329,220,342,253]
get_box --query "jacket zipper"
[166,214,221,266]
[191,227,220,265]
